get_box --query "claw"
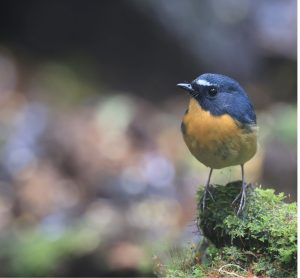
[232,182,248,215]
[232,191,242,205]
[233,165,249,215]
[200,186,215,210]
[237,185,247,215]
[200,168,214,211]
[207,187,215,201]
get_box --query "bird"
[177,73,257,214]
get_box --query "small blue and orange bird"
[177,73,257,214]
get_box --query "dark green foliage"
[197,181,297,277]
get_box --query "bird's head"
[177,73,256,125]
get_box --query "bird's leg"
[232,164,248,214]
[201,168,214,210]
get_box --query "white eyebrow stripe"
[196,79,216,86]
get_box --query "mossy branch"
[197,181,297,277]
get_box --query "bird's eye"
[207,87,218,97]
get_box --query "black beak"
[176,83,194,92]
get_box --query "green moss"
[197,181,297,277]
[161,182,296,278]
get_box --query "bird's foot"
[237,188,247,215]
[200,184,215,211]
[232,182,249,215]
[232,191,242,205]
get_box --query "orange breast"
[182,98,257,169]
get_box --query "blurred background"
[0,0,296,276]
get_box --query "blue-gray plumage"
[191,73,256,125]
